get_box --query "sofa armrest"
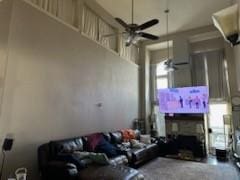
[48,160,76,169]
[46,161,78,179]
[234,153,240,161]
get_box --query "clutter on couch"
[38,129,158,180]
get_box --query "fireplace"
[164,114,206,159]
[165,114,204,139]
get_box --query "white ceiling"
[95,0,233,36]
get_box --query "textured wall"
[0,1,139,179]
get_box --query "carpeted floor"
[138,158,240,180]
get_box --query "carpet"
[138,158,240,180]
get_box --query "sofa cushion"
[134,129,141,140]
[110,131,123,144]
[102,132,111,142]
[95,138,118,158]
[50,138,84,155]
[56,153,86,170]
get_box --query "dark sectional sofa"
[38,129,159,180]
[108,131,159,167]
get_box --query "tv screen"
[158,86,209,114]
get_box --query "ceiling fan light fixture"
[164,65,175,72]
[115,0,159,46]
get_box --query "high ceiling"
[95,0,233,36]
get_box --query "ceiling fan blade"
[139,32,159,40]
[137,19,159,30]
[174,62,189,66]
[115,18,129,29]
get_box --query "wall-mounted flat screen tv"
[158,86,209,114]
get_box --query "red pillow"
[86,133,103,151]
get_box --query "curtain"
[150,64,157,103]
[191,53,206,86]
[131,45,139,64]
[119,36,131,61]
[57,0,77,26]
[27,0,138,63]
[82,6,98,41]
[98,18,117,51]
[206,50,228,100]
[150,64,166,137]
[46,0,58,16]
[28,0,78,27]
[29,0,58,16]
[191,50,229,100]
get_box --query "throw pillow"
[86,133,103,151]
[130,139,146,149]
[140,134,151,144]
[88,152,110,165]
[73,151,93,166]
[121,129,136,142]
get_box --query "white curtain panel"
[206,50,228,100]
[131,45,139,64]
[28,0,78,27]
[27,0,139,63]
[98,18,117,51]
[46,0,58,16]
[119,36,131,61]
[82,6,98,41]
[191,53,206,86]
[29,0,58,15]
[150,64,157,103]
[57,0,77,26]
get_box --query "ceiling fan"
[114,0,160,46]
[163,2,188,71]
[164,59,189,71]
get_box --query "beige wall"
[0,1,139,179]
[150,48,173,65]
[0,0,13,115]
[190,38,224,54]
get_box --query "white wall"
[0,1,139,179]
[0,0,13,115]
